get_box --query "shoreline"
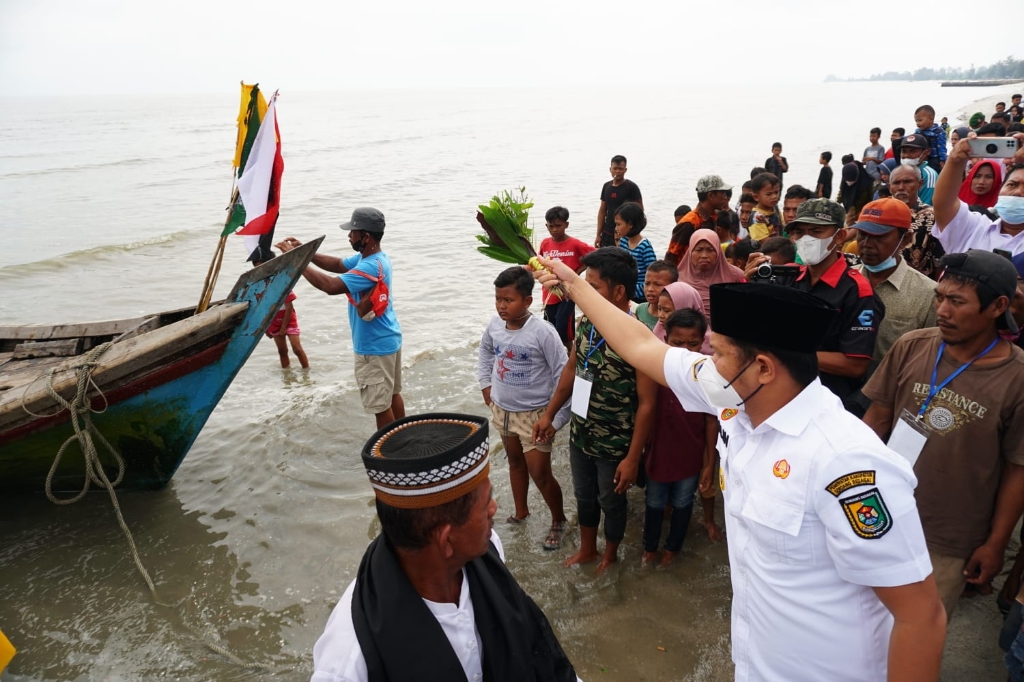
[953,84,1021,125]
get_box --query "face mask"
[861,237,904,273]
[795,234,835,266]
[901,157,920,167]
[696,358,758,409]
[844,180,856,187]
[351,233,368,252]
[994,195,1024,225]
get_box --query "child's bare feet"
[641,551,658,566]
[564,548,598,568]
[659,550,678,567]
[705,521,724,543]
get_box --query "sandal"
[506,513,530,525]
[543,522,566,550]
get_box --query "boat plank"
[11,339,83,360]
[0,302,248,430]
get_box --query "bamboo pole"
[196,188,239,314]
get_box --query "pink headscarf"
[652,281,712,354]
[678,228,745,323]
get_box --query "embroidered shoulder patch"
[692,358,706,381]
[826,470,876,497]
[839,487,892,540]
[720,408,738,421]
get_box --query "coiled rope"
[22,342,266,671]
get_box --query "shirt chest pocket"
[740,490,826,566]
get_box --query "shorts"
[354,349,402,414]
[928,549,968,619]
[489,403,552,453]
[266,310,300,337]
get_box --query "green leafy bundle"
[475,187,539,264]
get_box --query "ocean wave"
[0,228,212,278]
[0,157,154,179]
[288,134,429,157]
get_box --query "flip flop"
[543,522,566,550]
[506,513,530,525]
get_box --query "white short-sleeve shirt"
[932,200,1024,255]
[664,348,932,682]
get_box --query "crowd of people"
[291,101,1024,681]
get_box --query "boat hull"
[0,238,323,493]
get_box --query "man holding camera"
[770,199,884,414]
[932,132,1024,256]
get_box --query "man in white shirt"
[932,133,1024,255]
[311,414,578,682]
[533,261,947,682]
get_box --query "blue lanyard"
[918,338,999,418]
[584,325,605,370]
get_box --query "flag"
[221,84,283,262]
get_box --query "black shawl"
[351,534,577,682]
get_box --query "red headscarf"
[958,160,1003,208]
[678,229,745,322]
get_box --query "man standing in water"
[277,208,405,429]
[532,259,946,681]
[311,414,579,682]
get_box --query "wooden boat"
[0,237,322,493]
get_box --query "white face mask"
[696,358,757,409]
[900,157,920,167]
[795,234,835,266]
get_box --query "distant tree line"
[825,55,1023,82]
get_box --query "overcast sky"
[0,0,1016,96]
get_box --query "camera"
[752,263,802,284]
[967,137,1021,159]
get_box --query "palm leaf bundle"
[476,188,565,296]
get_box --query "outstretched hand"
[531,256,579,293]
[276,237,303,254]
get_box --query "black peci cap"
[709,283,839,353]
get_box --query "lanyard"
[584,325,605,370]
[918,338,999,418]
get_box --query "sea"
[0,82,1014,681]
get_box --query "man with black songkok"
[532,258,946,682]
[310,414,578,682]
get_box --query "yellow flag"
[233,83,268,169]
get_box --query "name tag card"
[886,409,931,467]
[571,370,594,419]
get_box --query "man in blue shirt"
[277,208,405,428]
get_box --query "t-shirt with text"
[538,236,595,304]
[863,328,1024,557]
[600,180,642,236]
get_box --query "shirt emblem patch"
[773,460,790,479]
[692,358,706,381]
[721,408,738,421]
[826,470,876,497]
[839,488,892,539]
[719,467,725,491]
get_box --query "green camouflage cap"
[695,175,732,193]
[790,198,845,228]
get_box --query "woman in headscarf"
[840,161,874,214]
[950,126,970,147]
[677,228,745,322]
[958,160,1004,209]
[652,281,711,353]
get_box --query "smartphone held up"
[967,137,1022,158]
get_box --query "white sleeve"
[663,347,717,415]
[812,447,932,588]
[932,200,991,253]
[477,321,495,390]
[311,580,369,682]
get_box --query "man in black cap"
[533,257,945,682]
[863,250,1024,621]
[311,413,579,682]
[277,208,405,429]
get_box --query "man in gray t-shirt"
[863,127,886,180]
